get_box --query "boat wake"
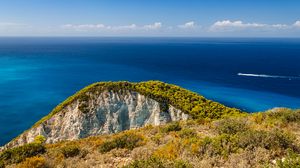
[237,73,300,80]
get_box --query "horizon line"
[0,36,300,39]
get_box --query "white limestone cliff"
[3,90,189,149]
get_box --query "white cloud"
[143,22,162,30]
[62,22,162,32]
[271,24,289,29]
[211,20,265,31]
[61,24,106,31]
[294,21,300,27]
[59,20,300,36]
[178,21,196,29]
[111,24,137,30]
[210,20,295,32]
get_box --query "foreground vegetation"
[1,108,300,168]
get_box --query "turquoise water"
[0,37,300,145]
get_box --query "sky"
[0,0,300,37]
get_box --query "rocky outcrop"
[3,90,189,149]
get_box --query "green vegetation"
[276,150,300,168]
[0,143,45,165]
[34,135,46,145]
[60,145,80,158]
[124,157,192,168]
[11,81,242,145]
[197,129,296,158]
[258,108,300,125]
[0,161,4,168]
[178,128,197,139]
[214,118,248,135]
[32,81,242,128]
[99,131,145,153]
[161,122,182,133]
[1,108,300,167]
[16,156,47,168]
[2,81,300,167]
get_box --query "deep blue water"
[0,37,300,145]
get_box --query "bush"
[251,112,265,124]
[162,122,182,133]
[215,118,248,135]
[17,156,47,168]
[124,157,164,168]
[0,161,4,168]
[0,143,45,165]
[198,134,238,157]
[178,128,197,138]
[60,145,80,158]
[153,141,181,160]
[237,129,296,151]
[267,108,300,124]
[34,135,46,144]
[276,150,300,168]
[197,129,297,158]
[124,157,192,168]
[99,132,145,153]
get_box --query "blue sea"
[0,37,300,145]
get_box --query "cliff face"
[4,90,188,149]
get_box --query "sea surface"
[0,37,300,145]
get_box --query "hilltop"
[2,81,241,150]
[1,81,300,167]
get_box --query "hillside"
[2,81,241,150]
[2,81,300,167]
[1,108,300,168]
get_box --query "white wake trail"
[237,73,300,79]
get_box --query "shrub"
[152,133,163,145]
[178,128,197,138]
[123,157,164,168]
[173,160,193,168]
[197,129,298,158]
[17,156,47,168]
[34,135,46,144]
[237,129,296,151]
[60,145,80,158]
[162,122,182,133]
[251,112,265,124]
[198,134,238,157]
[276,150,300,168]
[124,157,192,168]
[99,132,145,153]
[0,143,45,165]
[267,108,300,124]
[215,118,248,135]
[0,160,4,168]
[153,141,181,160]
